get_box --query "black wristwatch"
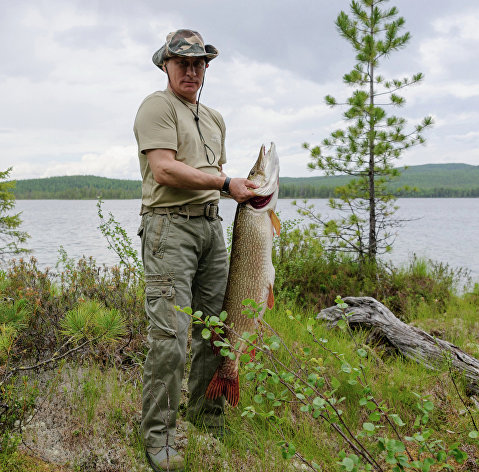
[221,176,231,194]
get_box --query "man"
[134,29,256,472]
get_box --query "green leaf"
[257,372,267,381]
[390,414,406,426]
[201,328,211,340]
[436,450,447,461]
[469,430,479,439]
[245,372,256,381]
[421,457,434,472]
[337,319,347,330]
[362,422,375,432]
[253,394,263,404]
[339,457,355,471]
[450,447,468,463]
[219,311,228,321]
[313,397,326,408]
[368,411,381,422]
[357,348,367,358]
[387,440,405,454]
[341,362,352,373]
[282,442,296,459]
[240,354,250,363]
[385,454,397,465]
[423,400,434,412]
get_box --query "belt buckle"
[204,202,217,220]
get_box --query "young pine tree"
[0,168,29,260]
[303,0,432,264]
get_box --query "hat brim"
[152,44,218,71]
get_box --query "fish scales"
[221,204,275,373]
[206,142,280,407]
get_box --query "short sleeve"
[134,95,178,154]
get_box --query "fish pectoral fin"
[267,283,275,309]
[268,210,281,236]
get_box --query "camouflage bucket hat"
[152,29,219,71]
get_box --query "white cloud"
[1,0,478,183]
[449,131,479,142]
[13,146,138,180]
[419,10,479,77]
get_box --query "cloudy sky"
[1,0,478,181]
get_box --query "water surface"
[13,198,479,284]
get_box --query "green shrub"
[273,222,466,320]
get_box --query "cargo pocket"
[145,273,177,336]
[147,214,170,258]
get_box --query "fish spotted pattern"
[206,142,280,406]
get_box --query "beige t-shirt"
[134,89,227,207]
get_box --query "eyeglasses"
[171,58,206,73]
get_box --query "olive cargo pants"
[138,209,228,449]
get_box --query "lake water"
[11,199,479,284]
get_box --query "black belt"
[140,202,220,220]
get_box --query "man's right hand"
[228,178,259,203]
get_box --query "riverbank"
[1,223,479,470]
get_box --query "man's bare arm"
[146,149,257,203]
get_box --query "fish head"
[246,142,280,211]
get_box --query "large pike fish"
[206,142,280,407]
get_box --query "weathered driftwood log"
[317,296,479,394]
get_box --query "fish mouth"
[248,143,280,199]
[249,194,273,209]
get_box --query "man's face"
[164,57,207,103]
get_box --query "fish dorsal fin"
[268,210,281,236]
[267,283,275,309]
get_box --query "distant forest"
[12,163,479,199]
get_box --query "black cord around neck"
[165,66,216,165]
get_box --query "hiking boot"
[146,446,185,472]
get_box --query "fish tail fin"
[206,370,240,407]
